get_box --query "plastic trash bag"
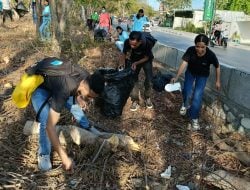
[165,82,181,92]
[94,29,108,42]
[176,185,190,190]
[160,165,171,179]
[152,72,173,92]
[98,68,135,118]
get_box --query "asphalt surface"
[151,27,250,72]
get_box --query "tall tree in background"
[36,0,156,57]
[217,0,250,14]
[157,0,191,10]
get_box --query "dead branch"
[23,121,140,152]
[212,132,234,151]
[212,132,250,166]
[204,170,250,190]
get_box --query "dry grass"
[0,16,249,190]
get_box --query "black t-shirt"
[123,37,154,62]
[40,67,89,113]
[182,46,219,77]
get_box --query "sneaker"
[38,154,52,171]
[179,106,187,116]
[130,101,139,111]
[191,119,200,130]
[145,98,153,109]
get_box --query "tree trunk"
[35,0,42,37]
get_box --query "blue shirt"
[42,5,51,22]
[132,15,148,32]
[0,1,2,11]
[118,31,129,42]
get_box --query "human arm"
[215,65,221,90]
[131,55,149,70]
[170,60,188,83]
[46,108,74,172]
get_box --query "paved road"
[151,29,250,72]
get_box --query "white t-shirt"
[2,0,11,10]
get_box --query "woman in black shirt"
[171,34,221,129]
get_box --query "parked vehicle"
[143,17,151,32]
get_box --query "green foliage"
[72,0,156,18]
[216,0,250,15]
[176,22,205,34]
[157,0,192,10]
[195,27,205,34]
[185,22,196,32]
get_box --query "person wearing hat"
[13,58,105,172]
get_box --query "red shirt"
[99,12,110,28]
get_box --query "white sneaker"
[130,101,139,111]
[145,98,153,109]
[191,119,200,130]
[38,154,52,171]
[179,106,187,116]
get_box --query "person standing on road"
[171,34,221,129]
[131,9,148,32]
[2,0,13,24]
[121,31,154,111]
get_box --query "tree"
[216,0,250,15]
[157,0,192,10]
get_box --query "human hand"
[62,156,74,174]
[216,81,221,90]
[76,95,89,111]
[170,77,177,84]
[131,62,137,71]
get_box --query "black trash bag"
[15,1,28,17]
[98,68,135,118]
[94,29,107,42]
[152,72,173,92]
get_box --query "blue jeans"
[31,88,89,156]
[182,69,208,119]
[39,18,51,41]
[32,4,37,24]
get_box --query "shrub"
[195,27,205,34]
[185,22,196,33]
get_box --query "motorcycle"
[210,30,228,48]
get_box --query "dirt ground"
[0,16,250,190]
